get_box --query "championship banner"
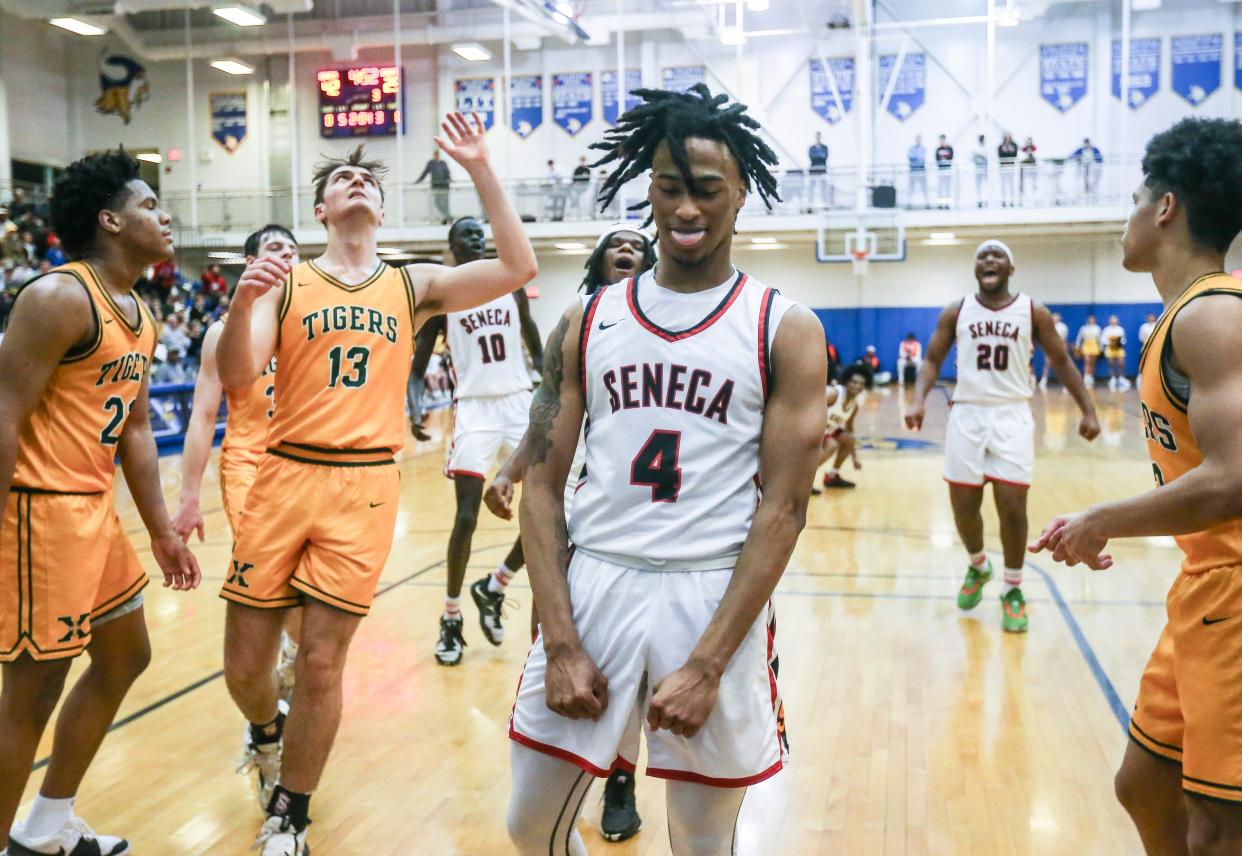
[810,57,853,124]
[878,53,925,120]
[601,69,641,125]
[1038,43,1087,112]
[552,72,593,135]
[1171,34,1222,106]
[210,92,247,152]
[661,65,705,93]
[1111,38,1160,108]
[454,78,495,130]
[1236,33,1242,92]
[509,74,543,139]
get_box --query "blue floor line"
[1026,558,1130,732]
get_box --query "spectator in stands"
[544,159,566,221]
[907,135,928,208]
[972,133,989,207]
[414,148,452,223]
[934,134,954,208]
[160,312,192,356]
[809,131,830,210]
[998,132,1018,207]
[897,332,923,386]
[825,335,841,384]
[1069,137,1103,201]
[44,234,66,267]
[8,187,33,220]
[153,349,190,385]
[1138,312,1157,348]
[1020,136,1038,203]
[2,229,28,266]
[200,263,227,298]
[0,207,14,236]
[570,155,592,218]
[151,257,177,294]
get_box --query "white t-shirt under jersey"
[952,293,1034,404]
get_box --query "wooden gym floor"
[18,385,1165,854]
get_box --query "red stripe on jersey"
[758,287,775,399]
[579,287,607,399]
[626,272,748,342]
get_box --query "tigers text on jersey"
[952,293,1034,404]
[13,262,157,493]
[1139,272,1242,575]
[569,270,794,567]
[446,291,531,399]
[826,385,863,434]
[268,259,415,455]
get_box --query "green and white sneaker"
[1001,587,1029,633]
[957,561,993,610]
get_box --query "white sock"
[443,596,462,621]
[969,552,989,571]
[25,795,74,839]
[488,563,517,593]
[826,468,839,478]
[1003,567,1023,593]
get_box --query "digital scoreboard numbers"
[318,66,403,138]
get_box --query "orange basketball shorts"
[219,447,262,538]
[0,488,148,662]
[1130,566,1242,802]
[220,446,400,616]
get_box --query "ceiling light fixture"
[212,5,267,27]
[452,43,492,62]
[554,242,587,250]
[136,153,163,164]
[720,26,747,46]
[929,232,955,240]
[49,17,106,36]
[750,236,777,244]
[211,58,255,75]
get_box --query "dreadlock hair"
[1142,117,1242,253]
[590,83,780,224]
[581,232,656,295]
[243,224,296,258]
[311,144,388,206]
[50,149,142,259]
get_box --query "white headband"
[595,222,653,251]
[975,239,1014,265]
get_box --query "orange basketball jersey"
[12,261,156,493]
[267,259,416,455]
[1138,271,1242,575]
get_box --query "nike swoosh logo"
[104,318,114,324]
[297,281,312,287]
[1203,616,1232,625]
[598,320,620,330]
[369,502,384,508]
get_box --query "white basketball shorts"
[444,389,533,480]
[943,400,1034,488]
[509,550,789,787]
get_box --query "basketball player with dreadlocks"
[506,85,826,855]
[485,222,656,844]
[408,216,543,666]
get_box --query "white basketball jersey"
[826,385,863,433]
[953,293,1034,403]
[445,291,531,399]
[569,270,794,566]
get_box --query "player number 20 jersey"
[953,293,1033,404]
[445,291,531,400]
[569,271,794,567]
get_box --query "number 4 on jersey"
[631,430,682,502]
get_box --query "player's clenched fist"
[484,474,515,520]
[648,661,721,738]
[545,644,609,721]
[232,257,291,308]
[904,402,925,431]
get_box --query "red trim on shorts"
[445,469,486,480]
[626,272,747,343]
[943,477,985,488]
[646,760,784,788]
[508,727,615,778]
[984,475,1030,489]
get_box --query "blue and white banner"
[878,53,925,120]
[454,77,495,130]
[1236,33,1242,92]
[1038,43,1087,113]
[210,91,246,152]
[601,69,641,125]
[810,57,853,124]
[661,65,705,93]
[1111,38,1160,108]
[552,72,593,135]
[1171,34,1222,106]
[509,74,543,139]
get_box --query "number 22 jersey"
[569,270,794,567]
[952,293,1033,404]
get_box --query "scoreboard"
[317,66,403,138]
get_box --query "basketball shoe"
[253,816,309,856]
[238,699,288,809]
[435,615,466,665]
[822,472,855,489]
[276,632,298,704]
[957,560,993,610]
[7,815,129,855]
[1001,587,1029,633]
[600,770,642,842]
[469,576,507,646]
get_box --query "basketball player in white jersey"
[816,372,866,491]
[485,222,656,844]
[409,216,543,666]
[906,239,1099,632]
[506,84,826,855]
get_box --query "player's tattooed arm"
[905,299,960,431]
[648,306,826,738]
[1032,302,1099,440]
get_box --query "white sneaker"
[1108,377,1117,391]
[1120,378,1132,391]
[237,700,288,810]
[1038,377,1048,390]
[252,816,309,855]
[1085,375,1095,388]
[8,815,130,855]
[276,633,298,704]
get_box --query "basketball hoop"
[850,247,870,276]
